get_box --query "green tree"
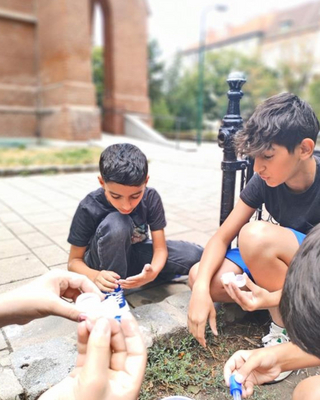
[308,77,320,119]
[92,46,104,109]
[148,39,165,104]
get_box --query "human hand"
[118,264,157,289]
[187,287,217,347]
[221,273,273,312]
[0,270,104,327]
[94,270,121,292]
[39,313,147,400]
[224,347,281,398]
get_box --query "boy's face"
[253,144,304,188]
[98,176,148,214]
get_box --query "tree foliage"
[92,46,104,109]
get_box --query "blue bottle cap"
[230,374,242,396]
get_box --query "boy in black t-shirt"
[68,143,203,292]
[188,93,320,382]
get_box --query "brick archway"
[90,0,150,135]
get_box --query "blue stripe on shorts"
[225,227,306,281]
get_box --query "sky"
[147,0,316,62]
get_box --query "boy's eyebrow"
[108,189,143,196]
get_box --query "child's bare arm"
[188,199,256,347]
[68,246,119,292]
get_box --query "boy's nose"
[121,199,132,211]
[253,158,265,173]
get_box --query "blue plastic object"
[230,375,242,400]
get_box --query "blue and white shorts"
[225,227,306,281]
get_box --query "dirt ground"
[139,308,320,400]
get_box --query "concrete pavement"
[0,136,225,399]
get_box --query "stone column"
[101,0,151,134]
[36,0,101,140]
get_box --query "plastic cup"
[160,397,194,400]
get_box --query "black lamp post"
[218,71,248,226]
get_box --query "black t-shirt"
[240,156,320,234]
[68,187,166,247]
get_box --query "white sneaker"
[262,322,293,382]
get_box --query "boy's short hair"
[280,223,320,358]
[235,92,320,158]
[99,143,148,186]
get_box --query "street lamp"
[196,3,228,146]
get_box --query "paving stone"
[166,230,211,247]
[3,316,77,352]
[6,220,36,235]
[0,203,10,214]
[165,220,191,236]
[127,283,189,308]
[132,300,187,348]
[0,225,15,241]
[0,330,8,350]
[19,232,53,248]
[0,238,30,260]
[51,234,71,252]
[0,277,34,295]
[36,221,71,237]
[32,244,68,267]
[0,367,24,399]
[0,254,48,285]
[0,212,22,224]
[23,211,70,225]
[10,337,76,400]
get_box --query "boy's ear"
[98,175,105,188]
[145,175,149,185]
[299,138,315,160]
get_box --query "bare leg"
[239,221,300,326]
[189,258,244,302]
[293,376,320,400]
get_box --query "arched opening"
[89,0,150,135]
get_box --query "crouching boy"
[67,143,203,292]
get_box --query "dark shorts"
[225,227,306,281]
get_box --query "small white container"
[160,397,194,400]
[221,272,246,288]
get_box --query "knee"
[239,221,273,257]
[293,376,320,400]
[97,212,132,241]
[188,263,199,288]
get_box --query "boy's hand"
[224,347,281,398]
[188,287,218,347]
[94,271,120,292]
[221,274,276,311]
[119,264,157,289]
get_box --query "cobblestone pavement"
[0,136,226,398]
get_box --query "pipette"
[230,374,242,400]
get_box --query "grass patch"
[140,309,280,400]
[0,146,102,168]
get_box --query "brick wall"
[0,0,150,140]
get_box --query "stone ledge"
[0,164,99,177]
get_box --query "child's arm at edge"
[188,199,256,346]
[68,245,100,282]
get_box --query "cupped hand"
[118,264,157,289]
[222,273,272,312]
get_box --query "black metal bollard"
[218,72,248,226]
